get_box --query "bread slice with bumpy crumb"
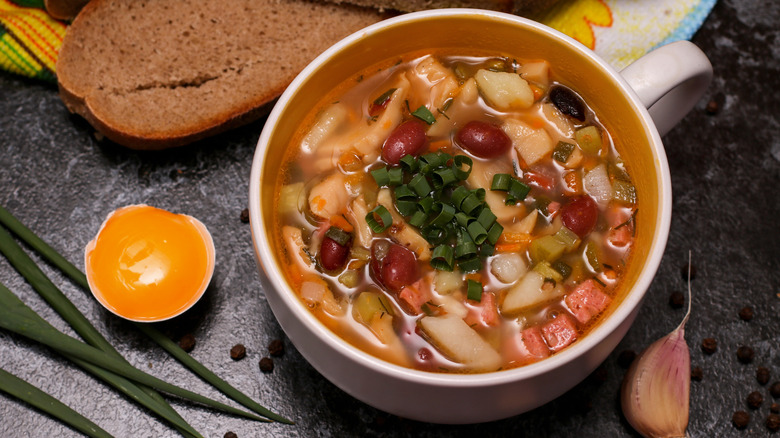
[56,0,387,150]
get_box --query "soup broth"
[273,50,637,373]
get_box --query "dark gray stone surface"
[0,0,778,436]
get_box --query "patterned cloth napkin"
[0,0,716,82]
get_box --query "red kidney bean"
[560,195,599,238]
[455,121,511,158]
[320,236,350,271]
[550,86,586,121]
[381,119,428,165]
[371,241,419,292]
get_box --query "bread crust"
[56,0,386,150]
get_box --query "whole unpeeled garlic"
[621,255,693,438]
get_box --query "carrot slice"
[495,243,527,253]
[329,215,354,233]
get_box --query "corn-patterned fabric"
[0,0,65,82]
[0,0,716,82]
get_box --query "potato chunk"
[500,271,563,314]
[502,118,554,166]
[418,315,502,372]
[475,69,534,110]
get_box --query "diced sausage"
[565,279,612,324]
[540,313,578,352]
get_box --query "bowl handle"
[620,40,713,137]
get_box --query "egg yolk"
[85,205,214,321]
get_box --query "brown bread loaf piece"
[45,0,90,21]
[56,0,386,150]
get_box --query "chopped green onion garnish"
[429,203,455,227]
[454,212,472,228]
[491,173,512,191]
[412,105,437,125]
[431,245,455,271]
[400,154,419,173]
[388,167,404,186]
[455,235,477,259]
[466,279,483,301]
[395,200,417,217]
[450,185,470,210]
[480,243,495,257]
[419,153,443,173]
[467,221,488,245]
[409,174,432,197]
[476,208,496,230]
[366,206,393,233]
[432,168,457,188]
[408,210,428,228]
[371,167,390,187]
[460,192,482,216]
[507,179,531,203]
[451,155,473,180]
[458,256,482,273]
[417,196,434,213]
[394,185,415,200]
[423,226,449,245]
[486,222,504,245]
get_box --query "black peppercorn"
[268,339,285,357]
[179,334,196,353]
[240,208,250,223]
[737,346,755,364]
[747,391,764,409]
[770,382,780,398]
[224,432,238,438]
[691,366,703,382]
[668,291,685,309]
[259,357,274,373]
[230,344,246,361]
[705,93,724,115]
[739,306,754,321]
[732,411,750,429]
[770,403,779,414]
[757,367,771,385]
[701,338,717,354]
[617,350,637,369]
[767,414,780,432]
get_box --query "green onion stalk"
[0,205,291,425]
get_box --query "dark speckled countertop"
[1,0,778,436]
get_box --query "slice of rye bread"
[45,0,91,21]
[56,0,387,150]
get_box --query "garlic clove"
[621,325,690,438]
[621,252,693,438]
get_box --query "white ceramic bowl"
[249,9,710,424]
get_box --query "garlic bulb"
[621,255,693,438]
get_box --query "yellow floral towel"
[0,0,715,82]
[539,0,717,69]
[0,0,65,81]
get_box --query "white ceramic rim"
[249,9,671,388]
